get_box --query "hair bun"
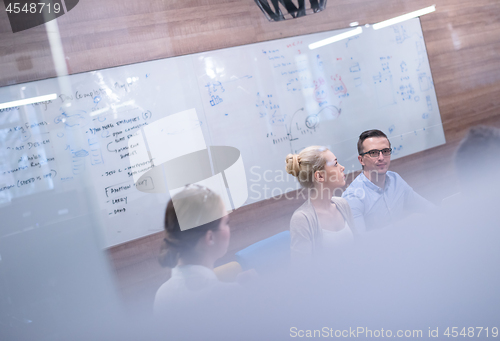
[285,153,300,177]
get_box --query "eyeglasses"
[359,148,392,158]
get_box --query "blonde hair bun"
[285,153,300,177]
[285,146,329,188]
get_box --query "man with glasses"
[342,129,435,233]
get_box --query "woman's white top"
[321,222,354,250]
[154,264,233,314]
[290,197,355,259]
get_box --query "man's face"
[358,137,391,175]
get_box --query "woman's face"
[320,150,346,189]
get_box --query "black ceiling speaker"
[254,0,327,22]
[4,0,80,33]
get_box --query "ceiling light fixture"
[309,27,363,50]
[0,93,57,110]
[373,5,436,30]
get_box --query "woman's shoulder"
[154,266,238,314]
[331,196,350,209]
[290,200,320,236]
[331,196,355,231]
[154,278,181,313]
[291,200,316,222]
[331,196,348,204]
[292,199,315,215]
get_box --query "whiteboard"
[0,18,445,247]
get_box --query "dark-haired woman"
[154,185,231,314]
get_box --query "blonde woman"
[285,146,354,260]
[154,185,231,314]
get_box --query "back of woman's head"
[285,146,328,188]
[159,185,225,268]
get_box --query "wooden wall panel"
[2,0,500,309]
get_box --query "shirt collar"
[359,171,391,193]
[171,265,218,280]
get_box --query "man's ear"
[358,155,364,167]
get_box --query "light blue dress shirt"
[342,171,435,233]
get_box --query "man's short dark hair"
[357,129,390,155]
